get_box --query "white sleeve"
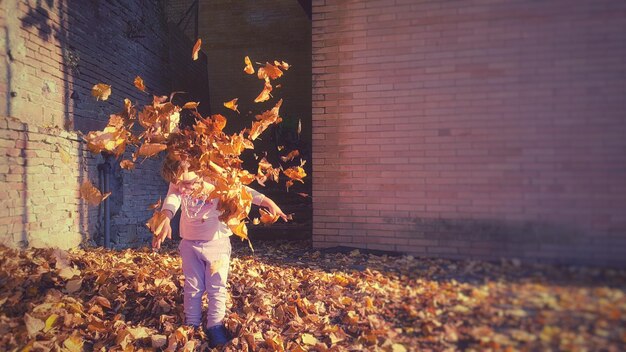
[245,186,266,206]
[162,183,182,215]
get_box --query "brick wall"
[1,0,207,248]
[311,0,626,266]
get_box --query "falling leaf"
[120,159,135,170]
[281,150,300,163]
[254,79,273,103]
[146,210,168,235]
[135,143,167,158]
[224,98,239,113]
[259,208,279,225]
[134,76,146,92]
[298,119,302,138]
[257,62,283,80]
[91,83,112,101]
[192,38,202,60]
[182,101,200,110]
[274,60,290,70]
[297,193,309,198]
[80,180,110,206]
[244,56,255,74]
[57,145,71,164]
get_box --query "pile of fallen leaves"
[1,242,625,351]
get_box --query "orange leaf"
[254,79,273,103]
[135,143,167,158]
[257,62,283,80]
[280,150,300,163]
[80,180,110,206]
[134,76,146,92]
[223,98,239,113]
[119,159,135,170]
[146,210,168,235]
[259,208,279,226]
[91,83,111,101]
[274,60,290,70]
[182,101,199,110]
[192,38,202,60]
[244,56,255,74]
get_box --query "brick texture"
[311,0,626,266]
[1,0,209,248]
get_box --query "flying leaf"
[274,60,290,70]
[80,180,110,206]
[120,159,135,170]
[91,83,112,101]
[182,101,199,110]
[254,79,273,103]
[192,38,202,60]
[135,143,167,158]
[281,150,300,163]
[257,62,283,80]
[224,98,239,113]
[134,76,146,92]
[244,56,255,74]
[146,210,168,235]
[57,145,71,164]
[259,208,279,226]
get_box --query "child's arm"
[245,186,288,222]
[153,183,181,249]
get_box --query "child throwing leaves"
[152,156,287,348]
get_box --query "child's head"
[161,156,182,184]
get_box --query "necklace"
[182,194,208,219]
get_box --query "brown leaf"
[135,143,167,158]
[182,101,200,110]
[224,98,239,113]
[134,76,146,92]
[80,180,110,206]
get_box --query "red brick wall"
[311,0,626,266]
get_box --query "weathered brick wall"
[0,116,96,249]
[0,0,205,248]
[312,0,626,266]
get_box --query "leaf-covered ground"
[1,240,625,351]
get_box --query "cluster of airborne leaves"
[0,242,624,351]
[81,54,305,244]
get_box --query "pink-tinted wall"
[312,0,626,266]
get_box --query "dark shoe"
[205,324,232,348]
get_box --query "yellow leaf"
[91,83,111,101]
[391,344,407,352]
[44,313,59,333]
[58,145,71,164]
[134,76,146,92]
[224,98,239,113]
[254,79,273,103]
[63,332,84,352]
[301,333,319,346]
[244,56,255,74]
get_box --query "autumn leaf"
[135,143,167,159]
[80,180,111,206]
[281,150,300,163]
[224,98,239,113]
[274,60,291,70]
[24,313,44,337]
[192,38,202,60]
[57,144,71,164]
[120,159,135,170]
[63,332,84,352]
[146,210,168,235]
[91,83,112,101]
[257,62,283,80]
[182,101,199,110]
[244,56,255,74]
[134,76,146,92]
[254,79,273,103]
[258,208,279,226]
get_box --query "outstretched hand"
[148,210,172,249]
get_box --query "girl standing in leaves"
[152,156,288,348]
